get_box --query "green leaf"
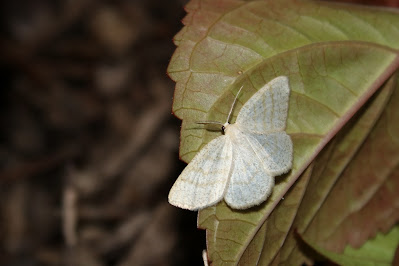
[167,0,399,265]
[300,225,399,266]
[276,74,399,265]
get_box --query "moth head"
[222,122,230,135]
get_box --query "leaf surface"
[300,225,399,266]
[167,0,399,265]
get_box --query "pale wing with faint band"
[236,76,290,133]
[245,132,293,176]
[224,129,274,209]
[168,136,233,211]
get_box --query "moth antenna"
[226,85,244,124]
[196,121,223,126]
[196,86,244,127]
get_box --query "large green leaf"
[275,74,399,265]
[167,0,399,265]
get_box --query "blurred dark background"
[0,0,398,266]
[0,0,206,265]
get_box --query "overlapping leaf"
[275,75,399,265]
[167,0,399,265]
[301,225,399,266]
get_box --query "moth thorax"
[223,122,239,136]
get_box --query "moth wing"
[168,136,233,211]
[236,76,290,133]
[224,130,274,209]
[247,131,293,176]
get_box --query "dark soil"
[0,0,205,265]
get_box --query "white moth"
[168,76,293,210]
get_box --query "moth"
[168,76,293,210]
